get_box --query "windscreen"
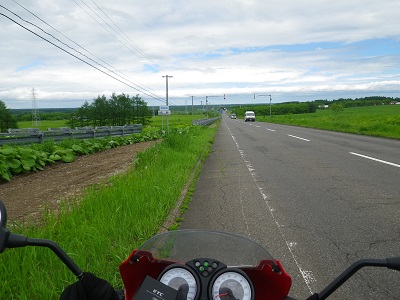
[134,229,276,268]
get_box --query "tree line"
[314,96,399,108]
[67,93,152,128]
[0,93,152,132]
[231,96,399,117]
[232,101,318,117]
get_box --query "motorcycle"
[1,199,399,300]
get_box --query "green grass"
[0,123,219,299]
[17,114,207,131]
[18,120,69,130]
[150,113,207,127]
[257,105,400,139]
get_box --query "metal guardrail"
[192,117,220,126]
[0,124,143,146]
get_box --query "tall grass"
[257,105,400,139]
[0,124,218,299]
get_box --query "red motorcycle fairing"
[119,249,292,300]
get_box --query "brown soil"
[0,141,158,222]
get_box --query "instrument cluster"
[158,258,254,300]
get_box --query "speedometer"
[210,269,254,300]
[159,266,199,300]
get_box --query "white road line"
[349,152,400,168]
[256,125,261,128]
[266,128,276,132]
[287,134,310,142]
[224,121,316,294]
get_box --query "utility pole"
[206,96,208,118]
[191,96,195,117]
[205,95,219,118]
[162,75,173,105]
[162,75,173,134]
[258,94,272,118]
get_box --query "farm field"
[150,113,207,127]
[0,123,218,299]
[16,113,208,130]
[0,141,158,221]
[257,105,400,139]
[18,119,69,130]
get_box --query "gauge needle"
[216,294,238,300]
[217,293,229,297]
[216,288,238,300]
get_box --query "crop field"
[17,113,208,130]
[257,105,400,139]
[0,123,219,299]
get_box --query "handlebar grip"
[386,257,400,271]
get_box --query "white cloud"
[1,0,400,108]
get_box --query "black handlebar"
[7,233,84,279]
[307,257,400,300]
[1,199,400,299]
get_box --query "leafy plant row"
[0,128,163,181]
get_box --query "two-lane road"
[181,116,400,299]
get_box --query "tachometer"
[210,269,254,300]
[159,266,199,300]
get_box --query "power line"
[1,2,185,106]
[77,0,188,98]
[74,0,172,102]
[73,0,144,63]
[0,10,166,102]
[10,0,162,101]
[89,0,160,72]
[75,0,183,105]
[0,4,166,103]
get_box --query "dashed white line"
[266,128,276,132]
[287,134,310,142]
[225,121,316,294]
[349,152,400,168]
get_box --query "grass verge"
[257,105,400,139]
[0,123,219,299]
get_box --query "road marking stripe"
[287,134,310,142]
[224,120,316,294]
[349,152,400,168]
[266,128,276,132]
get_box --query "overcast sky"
[1,0,400,109]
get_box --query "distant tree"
[92,95,110,126]
[132,95,152,125]
[0,100,18,132]
[330,103,344,113]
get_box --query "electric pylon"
[31,88,41,127]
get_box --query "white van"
[244,111,256,122]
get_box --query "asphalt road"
[180,115,400,299]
